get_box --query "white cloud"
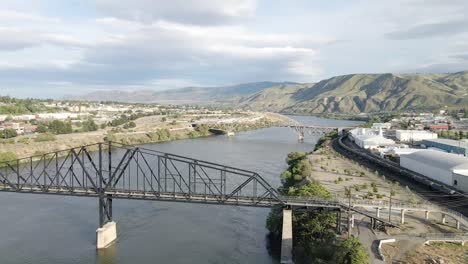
[95,0,257,25]
[1,0,468,98]
[0,10,59,24]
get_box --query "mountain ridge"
[67,71,468,113]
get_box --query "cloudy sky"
[1,0,467,98]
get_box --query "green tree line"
[267,147,369,263]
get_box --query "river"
[0,116,361,264]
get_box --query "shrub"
[0,128,17,139]
[81,119,98,132]
[335,237,369,264]
[0,151,17,164]
[34,133,56,142]
[17,137,29,144]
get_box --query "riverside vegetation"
[266,134,369,263]
[0,116,282,164]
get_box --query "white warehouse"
[396,130,438,142]
[354,135,395,149]
[400,150,468,193]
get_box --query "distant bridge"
[0,142,466,262]
[278,121,354,141]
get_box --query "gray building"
[400,150,468,193]
[421,138,468,156]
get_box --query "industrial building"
[372,123,391,129]
[349,128,395,149]
[353,135,395,149]
[400,150,468,193]
[396,130,438,142]
[421,138,468,156]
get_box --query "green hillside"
[235,72,468,114]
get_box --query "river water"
[0,116,361,264]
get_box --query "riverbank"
[0,112,290,160]
[266,137,370,263]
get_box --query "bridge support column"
[298,132,304,142]
[97,195,115,249]
[376,208,380,218]
[425,211,430,220]
[400,209,406,224]
[456,220,460,230]
[441,214,446,224]
[281,209,293,264]
[96,221,117,249]
[351,214,355,228]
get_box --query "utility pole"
[345,187,352,237]
[389,183,394,223]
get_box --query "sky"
[0,0,467,98]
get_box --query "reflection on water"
[0,116,362,264]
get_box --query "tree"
[335,237,369,264]
[81,119,98,132]
[0,128,17,139]
[291,159,312,180]
[287,152,307,166]
[48,120,72,134]
[37,125,48,133]
[288,182,332,199]
[128,121,136,128]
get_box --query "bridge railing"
[422,232,468,240]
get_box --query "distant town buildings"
[395,130,438,142]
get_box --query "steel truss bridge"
[0,142,466,251]
[278,121,353,141]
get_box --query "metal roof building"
[400,150,468,192]
[421,138,468,156]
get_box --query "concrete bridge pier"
[441,214,446,224]
[97,194,117,249]
[456,220,460,230]
[298,132,304,142]
[425,211,430,220]
[281,209,294,264]
[96,221,117,249]
[400,209,406,224]
[351,214,355,228]
[376,208,380,218]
